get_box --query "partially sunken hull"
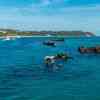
[78,46,100,54]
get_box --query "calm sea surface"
[0,37,100,100]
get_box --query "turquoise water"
[0,37,100,100]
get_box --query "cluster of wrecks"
[43,39,100,71]
[43,39,100,54]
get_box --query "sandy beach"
[0,35,54,39]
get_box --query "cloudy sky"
[0,0,100,35]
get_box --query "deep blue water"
[0,37,100,100]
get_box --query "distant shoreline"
[0,35,97,39]
[0,29,95,37]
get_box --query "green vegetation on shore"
[0,29,95,37]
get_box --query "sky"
[0,0,100,35]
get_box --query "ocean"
[0,37,100,100]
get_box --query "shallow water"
[0,37,100,100]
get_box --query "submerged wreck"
[78,46,100,54]
[43,41,56,47]
[51,38,64,42]
[44,53,72,71]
